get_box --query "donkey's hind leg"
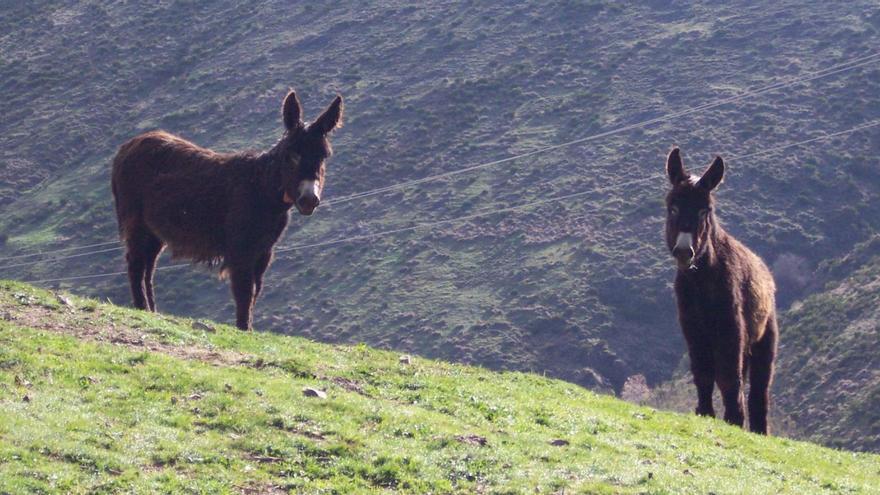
[141,234,164,312]
[124,225,160,311]
[228,263,256,330]
[748,318,778,435]
[253,251,272,300]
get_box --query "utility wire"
[0,246,123,271]
[321,51,880,206]
[4,51,879,263]
[272,118,880,254]
[22,118,880,284]
[733,119,880,160]
[0,240,119,263]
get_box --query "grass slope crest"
[0,281,878,494]
[2,0,880,454]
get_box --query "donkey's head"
[664,147,724,270]
[276,90,343,215]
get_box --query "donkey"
[111,90,342,330]
[664,147,778,434]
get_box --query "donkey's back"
[112,130,235,260]
[112,130,230,219]
[729,236,776,344]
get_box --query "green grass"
[4,0,880,453]
[0,281,877,494]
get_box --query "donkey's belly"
[145,212,225,261]
[141,182,227,262]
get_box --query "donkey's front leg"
[715,345,746,427]
[686,341,716,417]
[228,265,256,330]
[682,321,715,417]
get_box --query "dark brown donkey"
[664,147,778,434]
[112,90,343,329]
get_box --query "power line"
[22,118,880,284]
[0,240,119,263]
[4,51,879,263]
[26,269,128,283]
[0,246,123,271]
[23,263,190,285]
[321,51,880,207]
[733,119,880,160]
[272,118,880,254]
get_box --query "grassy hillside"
[771,237,880,452]
[2,0,880,451]
[1,281,878,494]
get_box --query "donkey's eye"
[669,206,679,216]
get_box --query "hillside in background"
[2,1,880,451]
[772,236,880,452]
[1,281,879,494]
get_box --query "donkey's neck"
[694,216,729,271]
[264,136,288,161]
[246,141,292,211]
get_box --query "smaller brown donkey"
[664,147,778,434]
[112,90,342,329]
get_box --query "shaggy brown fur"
[111,90,343,329]
[664,147,778,434]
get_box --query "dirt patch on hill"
[2,295,253,368]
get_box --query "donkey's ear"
[282,90,303,130]
[310,95,343,135]
[698,156,724,191]
[666,147,687,184]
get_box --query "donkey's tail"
[110,139,143,242]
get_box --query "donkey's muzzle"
[672,232,695,268]
[672,246,695,267]
[296,195,319,216]
[295,180,321,215]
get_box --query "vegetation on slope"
[2,1,880,452]
[0,281,878,494]
[772,237,880,452]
